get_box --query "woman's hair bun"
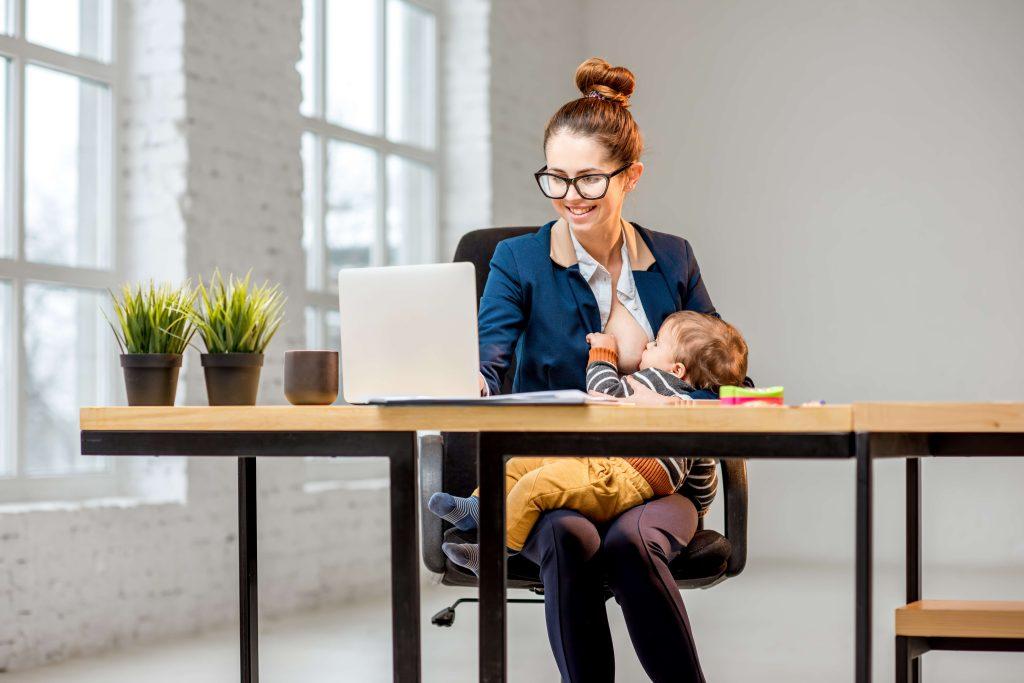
[575,57,635,107]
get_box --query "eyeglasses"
[534,162,633,200]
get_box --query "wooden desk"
[80,403,852,433]
[82,404,864,683]
[852,402,1024,683]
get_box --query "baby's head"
[639,311,748,391]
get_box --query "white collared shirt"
[568,224,655,340]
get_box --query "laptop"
[338,262,606,405]
[338,262,481,403]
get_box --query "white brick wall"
[442,0,492,258]
[0,0,578,671]
[0,0,392,671]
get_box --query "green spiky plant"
[192,270,285,354]
[107,281,197,354]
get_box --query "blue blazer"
[478,220,719,397]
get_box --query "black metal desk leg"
[238,457,259,683]
[856,433,873,683]
[478,434,508,682]
[389,434,422,682]
[906,457,922,683]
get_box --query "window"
[300,0,439,481]
[0,0,120,502]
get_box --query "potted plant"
[193,270,285,406]
[107,281,197,406]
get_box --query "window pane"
[304,306,343,398]
[386,156,435,265]
[325,309,340,351]
[24,66,112,269]
[386,0,436,149]
[0,282,11,476]
[326,140,377,281]
[302,132,320,290]
[0,60,7,258]
[26,0,112,62]
[299,0,316,117]
[326,0,379,134]
[325,309,343,403]
[23,284,112,476]
[304,306,319,348]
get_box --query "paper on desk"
[367,389,618,406]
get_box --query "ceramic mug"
[284,350,339,405]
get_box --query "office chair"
[419,227,749,625]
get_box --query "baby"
[429,311,749,574]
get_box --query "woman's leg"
[519,509,614,683]
[603,494,705,683]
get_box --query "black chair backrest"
[443,227,539,497]
[454,226,539,300]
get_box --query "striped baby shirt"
[586,347,719,516]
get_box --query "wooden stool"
[895,600,1024,682]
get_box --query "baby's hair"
[661,311,748,390]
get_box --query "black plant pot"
[201,353,264,406]
[121,354,182,406]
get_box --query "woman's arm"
[477,241,528,396]
[680,239,718,316]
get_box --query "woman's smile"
[565,204,595,217]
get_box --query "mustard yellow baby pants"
[472,456,655,551]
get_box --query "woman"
[476,58,715,682]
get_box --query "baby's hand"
[586,332,618,353]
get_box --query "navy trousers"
[519,493,706,683]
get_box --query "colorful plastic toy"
[719,385,784,405]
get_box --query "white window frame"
[0,0,123,503]
[303,0,442,481]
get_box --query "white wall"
[3,0,1020,673]
[442,0,493,257]
[489,0,588,228]
[0,0,392,671]
[578,0,1024,568]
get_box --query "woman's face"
[544,132,643,236]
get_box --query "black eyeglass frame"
[533,162,634,200]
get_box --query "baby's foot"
[442,542,480,575]
[427,492,480,531]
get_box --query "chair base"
[431,596,546,628]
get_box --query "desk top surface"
[852,402,1024,433]
[80,404,852,433]
[79,402,1024,434]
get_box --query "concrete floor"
[1,562,1021,682]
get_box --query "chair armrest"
[419,433,446,574]
[721,458,748,576]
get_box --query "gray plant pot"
[201,353,264,406]
[121,354,182,406]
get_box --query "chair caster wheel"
[431,606,456,627]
